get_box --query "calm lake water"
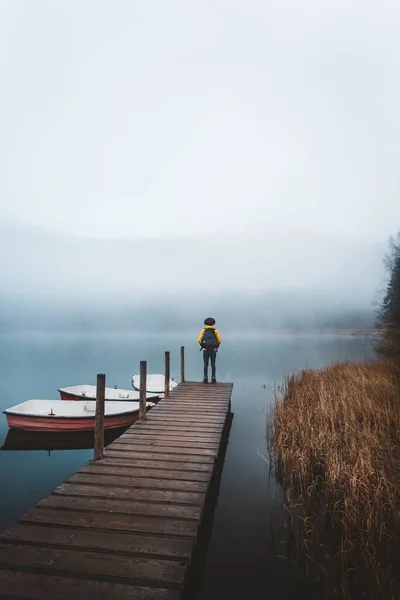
[0,331,375,599]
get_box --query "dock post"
[139,360,147,420]
[165,351,170,397]
[181,345,185,382]
[94,373,105,460]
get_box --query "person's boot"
[211,377,217,384]
[203,377,208,384]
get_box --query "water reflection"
[1,426,127,453]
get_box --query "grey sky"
[1,0,399,241]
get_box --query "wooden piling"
[139,360,147,420]
[181,346,185,383]
[165,351,170,397]
[94,373,105,460]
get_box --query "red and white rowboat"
[3,399,155,432]
[58,384,161,403]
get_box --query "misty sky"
[1,0,399,243]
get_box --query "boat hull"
[5,411,140,432]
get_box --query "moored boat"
[132,373,177,393]
[58,384,161,403]
[3,399,155,432]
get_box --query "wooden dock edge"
[180,409,234,600]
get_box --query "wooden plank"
[174,383,232,387]
[144,419,225,427]
[150,411,227,418]
[38,495,201,520]
[135,414,225,423]
[176,387,224,393]
[53,483,205,506]
[157,409,228,414]
[21,508,199,538]
[121,434,222,445]
[181,394,229,397]
[162,404,227,408]
[168,394,231,399]
[103,448,216,461]
[133,421,224,435]
[181,383,233,388]
[126,429,223,438]
[169,396,231,400]
[0,523,193,558]
[150,409,227,417]
[95,458,214,481]
[105,451,217,464]
[166,391,231,395]
[104,445,218,458]
[168,392,231,396]
[178,381,232,386]
[102,442,219,465]
[156,402,228,416]
[145,418,225,427]
[147,409,226,418]
[154,397,230,403]
[170,390,231,394]
[67,472,208,492]
[133,423,224,434]
[0,543,186,585]
[126,427,223,438]
[90,456,213,471]
[79,465,211,482]
[168,395,230,399]
[169,392,231,395]
[0,570,179,600]
[109,438,220,450]
[146,415,226,423]
[164,394,230,397]
[120,433,222,443]
[176,381,232,385]
[73,456,214,472]
[164,392,231,397]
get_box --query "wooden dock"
[0,381,233,600]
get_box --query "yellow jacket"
[198,325,222,349]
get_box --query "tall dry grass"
[269,359,400,599]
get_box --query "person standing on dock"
[198,317,222,384]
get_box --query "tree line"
[377,232,400,356]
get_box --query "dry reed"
[269,359,400,599]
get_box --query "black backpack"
[201,328,219,350]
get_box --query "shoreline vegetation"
[268,235,400,599]
[268,360,399,599]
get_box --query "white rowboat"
[3,399,155,432]
[59,384,161,403]
[132,373,177,394]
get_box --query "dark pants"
[203,349,217,379]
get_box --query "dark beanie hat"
[204,317,216,326]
